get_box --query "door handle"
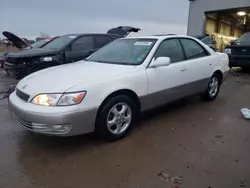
[181,69,187,72]
[209,63,212,66]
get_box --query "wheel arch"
[95,89,141,125]
[213,70,223,84]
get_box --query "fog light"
[52,124,72,133]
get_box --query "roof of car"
[62,33,119,37]
[125,35,193,40]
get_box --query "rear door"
[66,36,94,62]
[179,38,213,93]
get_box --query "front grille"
[232,47,250,55]
[16,89,30,102]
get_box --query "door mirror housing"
[150,57,171,68]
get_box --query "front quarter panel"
[67,67,147,110]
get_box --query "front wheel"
[95,95,137,141]
[201,74,221,101]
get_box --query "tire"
[95,95,138,141]
[201,73,221,101]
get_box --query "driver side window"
[154,39,185,63]
[70,36,94,52]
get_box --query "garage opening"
[204,7,250,51]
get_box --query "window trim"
[153,38,186,64]
[148,37,211,67]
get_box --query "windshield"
[237,33,250,43]
[42,35,75,49]
[25,39,48,49]
[86,38,157,65]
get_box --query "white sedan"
[9,35,230,141]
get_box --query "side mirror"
[150,57,171,68]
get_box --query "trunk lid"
[107,26,141,37]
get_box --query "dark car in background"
[24,37,58,49]
[4,26,141,79]
[224,32,250,69]
[1,31,57,69]
[0,53,7,68]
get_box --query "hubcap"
[107,102,132,135]
[208,77,219,97]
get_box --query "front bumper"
[9,92,98,136]
[228,54,250,68]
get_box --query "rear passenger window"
[95,36,112,48]
[180,39,209,60]
[154,39,185,63]
[71,36,94,51]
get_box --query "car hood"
[17,61,136,96]
[7,48,59,58]
[2,31,31,49]
[227,41,250,47]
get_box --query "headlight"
[223,48,231,54]
[57,92,86,106]
[41,57,53,62]
[32,94,61,106]
[31,91,86,106]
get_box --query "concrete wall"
[187,0,250,36]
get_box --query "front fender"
[68,69,148,110]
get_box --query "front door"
[67,36,94,62]
[145,39,189,110]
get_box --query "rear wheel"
[201,73,221,101]
[95,95,137,141]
